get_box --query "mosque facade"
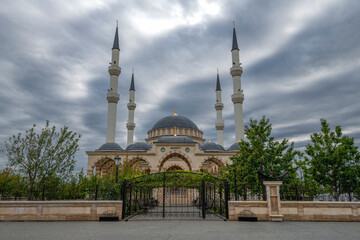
[86,23,245,177]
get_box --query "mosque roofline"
[86,151,156,156]
[153,142,197,146]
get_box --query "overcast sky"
[1,0,360,171]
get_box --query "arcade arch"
[91,157,115,176]
[159,153,192,172]
[129,157,151,174]
[200,157,225,175]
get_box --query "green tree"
[226,116,299,199]
[5,121,81,200]
[0,167,27,199]
[305,119,360,201]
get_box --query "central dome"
[151,115,199,130]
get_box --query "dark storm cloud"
[1,0,360,170]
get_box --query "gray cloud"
[1,0,359,170]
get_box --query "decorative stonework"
[107,93,120,103]
[146,127,204,145]
[231,93,244,104]
[108,66,121,76]
[215,103,224,110]
[230,65,243,77]
[215,122,224,130]
[127,102,136,110]
[126,122,135,130]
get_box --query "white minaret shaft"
[106,23,121,142]
[215,69,224,146]
[127,69,136,145]
[230,23,244,141]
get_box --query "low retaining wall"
[0,201,122,221]
[228,201,360,222]
[229,181,360,221]
[228,201,268,221]
[281,201,360,222]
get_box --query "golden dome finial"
[116,20,118,28]
[132,68,134,74]
[174,127,177,136]
[110,139,113,142]
[174,108,178,116]
[139,138,142,142]
[237,138,240,143]
[209,138,211,143]
[233,21,235,29]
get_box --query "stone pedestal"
[263,181,283,222]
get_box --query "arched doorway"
[93,158,115,176]
[166,165,183,171]
[159,153,192,172]
[129,158,151,174]
[200,158,225,175]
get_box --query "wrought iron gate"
[121,172,229,220]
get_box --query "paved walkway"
[1,221,359,240]
[127,205,224,220]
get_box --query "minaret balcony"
[215,122,224,130]
[126,122,136,130]
[215,103,224,110]
[230,66,243,77]
[107,93,119,103]
[127,102,136,110]
[231,93,244,104]
[108,66,121,76]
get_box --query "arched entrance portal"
[159,153,192,172]
[200,158,225,175]
[129,158,151,174]
[92,158,115,176]
[166,165,183,171]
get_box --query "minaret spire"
[230,22,245,142]
[106,22,121,142]
[216,68,221,91]
[232,21,239,51]
[129,68,135,91]
[215,69,224,146]
[127,68,136,146]
[113,21,120,50]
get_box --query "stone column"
[263,181,283,222]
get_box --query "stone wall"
[281,201,360,222]
[229,181,360,222]
[0,201,122,221]
[229,200,360,222]
[228,201,268,221]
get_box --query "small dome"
[96,142,123,151]
[156,136,195,143]
[200,142,225,152]
[125,142,151,152]
[151,115,199,130]
[227,142,240,151]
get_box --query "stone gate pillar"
[263,181,283,222]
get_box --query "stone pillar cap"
[263,181,283,186]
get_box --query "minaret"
[106,21,121,142]
[230,22,245,141]
[126,69,136,145]
[215,68,224,146]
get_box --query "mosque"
[86,23,245,176]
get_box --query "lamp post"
[115,155,121,183]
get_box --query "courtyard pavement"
[0,221,359,240]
